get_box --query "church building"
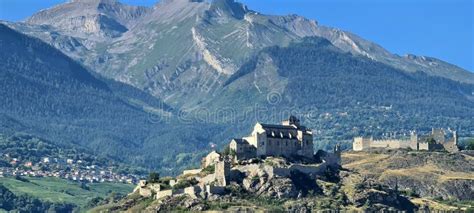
[229,116,314,160]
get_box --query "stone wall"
[264,137,299,158]
[139,187,153,197]
[215,160,230,186]
[202,151,221,168]
[184,186,202,199]
[418,142,429,150]
[155,189,173,200]
[230,140,256,161]
[354,129,459,152]
[443,141,459,153]
[206,185,226,195]
[353,137,371,151]
[182,169,202,176]
[354,136,422,151]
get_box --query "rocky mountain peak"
[209,0,249,19]
[26,0,151,39]
[70,0,118,5]
[159,0,204,4]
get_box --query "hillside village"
[0,135,141,184]
[0,157,139,184]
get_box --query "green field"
[0,177,134,208]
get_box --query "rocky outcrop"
[381,175,474,201]
[343,150,474,202]
[151,197,208,212]
[26,0,150,39]
[339,171,417,211]
[242,175,299,199]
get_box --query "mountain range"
[1,0,473,173]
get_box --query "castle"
[137,116,342,201]
[353,128,459,153]
[229,116,314,160]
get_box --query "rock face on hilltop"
[94,155,420,212]
[90,150,473,212]
[26,0,150,39]
[343,150,474,201]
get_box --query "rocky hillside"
[4,0,473,109]
[343,150,474,201]
[26,0,150,39]
[90,150,473,212]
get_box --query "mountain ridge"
[4,0,471,100]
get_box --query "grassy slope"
[342,151,474,181]
[341,151,474,210]
[0,177,133,208]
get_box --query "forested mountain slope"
[207,37,474,149]
[0,24,222,174]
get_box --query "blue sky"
[0,0,472,71]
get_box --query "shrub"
[172,178,198,190]
[147,172,160,183]
[465,139,474,150]
[401,189,420,198]
[202,165,215,175]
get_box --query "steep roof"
[260,123,297,130]
[231,138,248,144]
[260,123,308,132]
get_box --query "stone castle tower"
[215,159,230,187]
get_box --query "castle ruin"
[353,128,459,153]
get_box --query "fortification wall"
[353,137,371,151]
[419,142,429,150]
[155,189,174,200]
[370,139,411,149]
[272,163,328,177]
[184,186,201,199]
[206,185,226,195]
[182,169,202,176]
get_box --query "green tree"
[147,172,160,183]
[426,137,436,144]
[465,139,474,150]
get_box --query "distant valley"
[0,0,473,176]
